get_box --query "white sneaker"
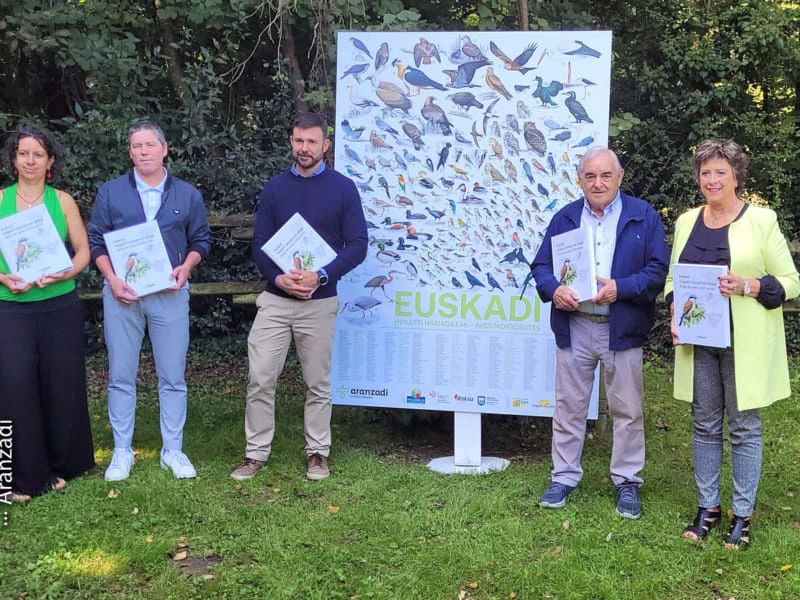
[105,448,135,481]
[160,449,197,479]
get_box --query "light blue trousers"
[692,344,761,517]
[103,285,190,451]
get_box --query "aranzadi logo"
[337,386,348,400]
[406,388,425,404]
[535,398,553,407]
[349,387,389,399]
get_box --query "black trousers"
[0,291,95,496]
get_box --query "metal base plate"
[426,456,510,475]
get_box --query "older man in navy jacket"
[88,119,210,482]
[531,147,669,519]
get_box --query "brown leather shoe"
[306,453,329,480]
[230,457,267,480]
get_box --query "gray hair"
[128,119,167,145]
[691,139,749,195]
[577,146,622,176]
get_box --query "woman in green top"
[0,125,94,501]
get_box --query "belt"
[574,311,609,323]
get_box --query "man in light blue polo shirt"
[88,119,211,482]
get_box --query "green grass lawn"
[2,340,799,599]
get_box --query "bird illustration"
[517,101,532,119]
[503,131,520,157]
[377,176,391,199]
[532,76,564,106]
[505,114,521,135]
[347,84,378,110]
[405,209,427,220]
[547,152,557,175]
[340,63,370,83]
[416,171,436,189]
[506,269,519,288]
[572,136,595,148]
[364,270,401,301]
[485,67,512,100]
[374,42,390,71]
[344,145,363,165]
[523,121,547,156]
[369,130,393,150]
[459,35,485,59]
[393,59,447,95]
[451,277,464,289]
[489,41,539,74]
[562,40,602,58]
[421,96,453,136]
[470,121,483,147]
[551,130,572,142]
[544,118,563,131]
[443,58,491,89]
[15,238,28,272]
[504,159,518,183]
[437,143,451,170]
[426,207,446,220]
[464,271,485,289]
[340,296,382,318]
[397,174,407,193]
[350,37,372,58]
[447,92,483,112]
[564,91,593,123]
[124,253,138,283]
[345,165,364,180]
[482,97,501,135]
[340,119,365,141]
[519,270,535,298]
[393,152,407,170]
[413,37,441,66]
[374,116,399,138]
[485,272,502,291]
[485,164,507,183]
[401,121,425,151]
[520,158,534,184]
[490,137,503,159]
[374,80,412,114]
[376,243,401,266]
[679,295,697,326]
[403,260,418,279]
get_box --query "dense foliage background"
[1,0,798,341]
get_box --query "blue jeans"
[692,345,761,517]
[103,285,190,451]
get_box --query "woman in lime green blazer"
[665,139,800,549]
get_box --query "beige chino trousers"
[244,291,339,461]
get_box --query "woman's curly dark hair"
[2,124,63,180]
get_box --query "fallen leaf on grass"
[173,550,188,561]
[781,564,792,572]
[457,591,467,600]
[107,489,120,499]
[600,477,610,484]
[605,532,613,542]
[509,593,517,599]
[131,507,139,515]
[234,483,242,491]
[655,417,670,431]
[793,522,800,530]
[715,569,723,575]
[272,487,281,493]
[562,520,570,530]
[468,581,478,589]
[329,506,340,514]
[145,536,154,543]
[201,574,214,581]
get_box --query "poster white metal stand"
[427,412,510,475]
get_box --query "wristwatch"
[742,279,751,296]
[316,268,329,286]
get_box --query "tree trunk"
[280,9,309,115]
[518,0,529,31]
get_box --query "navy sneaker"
[538,482,575,508]
[615,483,642,519]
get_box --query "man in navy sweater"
[232,113,368,481]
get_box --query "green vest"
[0,184,76,302]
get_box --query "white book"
[0,203,74,284]
[672,263,730,348]
[103,220,174,297]
[551,226,597,301]
[261,212,336,274]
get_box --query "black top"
[667,205,785,309]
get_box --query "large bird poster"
[331,31,610,417]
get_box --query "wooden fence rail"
[77,213,800,311]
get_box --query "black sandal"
[724,515,751,550]
[682,506,722,540]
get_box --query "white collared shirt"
[577,191,622,315]
[134,168,167,222]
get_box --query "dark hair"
[128,118,167,145]
[2,124,63,180]
[292,113,329,139]
[691,139,749,196]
